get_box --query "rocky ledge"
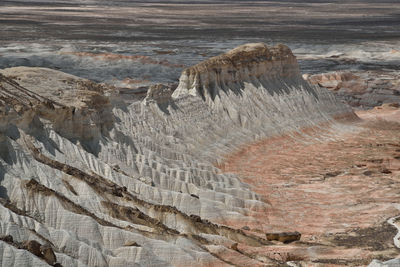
[173,43,299,102]
[0,67,114,148]
[304,70,400,109]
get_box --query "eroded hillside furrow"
[24,178,118,229]
[17,175,226,265]
[23,136,273,248]
[0,43,364,266]
[20,137,277,266]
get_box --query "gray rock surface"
[0,43,356,266]
[305,70,400,109]
[369,259,400,267]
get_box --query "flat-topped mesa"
[0,67,113,141]
[172,43,300,101]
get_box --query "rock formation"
[0,43,359,266]
[305,70,400,109]
[265,232,301,243]
[0,67,114,145]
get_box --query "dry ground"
[217,106,400,265]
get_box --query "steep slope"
[0,43,357,266]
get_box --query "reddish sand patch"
[356,103,400,122]
[217,108,400,264]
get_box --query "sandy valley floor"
[218,105,400,265]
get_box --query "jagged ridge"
[0,43,358,266]
[173,43,299,102]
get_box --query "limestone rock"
[40,244,57,265]
[0,43,357,266]
[172,43,299,102]
[142,83,176,105]
[22,240,42,258]
[266,232,301,243]
[305,70,400,109]
[0,67,114,143]
[307,71,361,91]
[0,235,13,243]
[231,242,239,251]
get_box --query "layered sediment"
[304,70,400,109]
[0,43,359,266]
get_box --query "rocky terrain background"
[1,0,400,87]
[304,70,400,109]
[2,43,388,266]
[1,2,400,266]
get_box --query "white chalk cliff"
[0,43,356,266]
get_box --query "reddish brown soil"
[217,107,400,264]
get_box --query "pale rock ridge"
[0,43,358,266]
[166,43,357,162]
[173,43,300,103]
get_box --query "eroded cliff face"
[168,43,357,162]
[0,67,114,144]
[173,43,298,100]
[0,44,359,266]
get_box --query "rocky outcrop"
[168,43,357,162]
[142,83,176,106]
[22,240,42,258]
[305,71,362,91]
[40,244,57,266]
[305,70,400,109]
[0,234,59,266]
[0,235,13,243]
[265,232,301,243]
[0,67,114,145]
[0,43,360,266]
[173,43,298,101]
